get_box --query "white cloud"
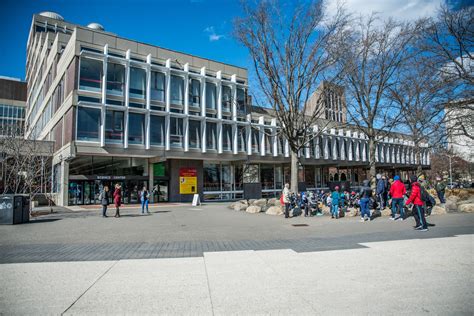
[326,0,443,21]
[204,26,225,42]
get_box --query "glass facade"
[105,110,124,143]
[170,117,183,147]
[150,115,165,146]
[170,75,184,105]
[206,122,217,150]
[189,120,201,149]
[0,104,25,136]
[79,58,102,92]
[206,82,217,110]
[151,71,165,103]
[222,124,232,151]
[128,113,145,144]
[189,79,201,107]
[129,67,146,100]
[106,62,125,97]
[222,85,231,112]
[77,107,100,141]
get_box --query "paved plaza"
[0,204,473,314]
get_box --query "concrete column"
[149,161,154,202]
[124,49,131,149]
[259,117,265,157]
[232,123,238,155]
[201,120,207,153]
[246,114,252,156]
[183,63,189,115]
[59,159,69,206]
[217,121,223,154]
[201,67,206,117]
[165,59,171,113]
[184,116,189,152]
[216,71,222,120]
[272,119,278,157]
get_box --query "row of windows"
[79,57,246,114]
[0,104,25,119]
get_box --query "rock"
[248,199,256,206]
[233,203,247,211]
[267,198,277,206]
[431,205,447,215]
[457,190,471,200]
[381,207,392,217]
[252,198,267,207]
[347,207,359,217]
[458,203,474,213]
[228,202,238,210]
[266,206,284,216]
[246,205,262,214]
[289,207,302,217]
[445,196,459,212]
[239,200,249,205]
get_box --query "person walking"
[406,175,428,232]
[100,185,110,218]
[140,186,150,214]
[435,177,446,204]
[376,174,385,212]
[282,183,291,219]
[389,175,406,220]
[113,183,122,218]
[331,186,342,219]
[359,179,372,222]
[382,175,389,209]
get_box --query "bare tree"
[330,14,422,179]
[233,0,347,193]
[421,5,474,140]
[0,127,53,205]
[388,53,453,174]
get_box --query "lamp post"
[449,154,453,188]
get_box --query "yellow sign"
[180,176,197,194]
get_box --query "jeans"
[285,203,290,218]
[102,205,107,217]
[437,191,445,203]
[391,198,404,218]
[331,204,339,218]
[378,194,385,211]
[141,199,149,213]
[413,205,427,229]
[360,197,370,219]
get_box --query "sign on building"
[179,168,197,194]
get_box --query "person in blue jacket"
[331,186,342,219]
[376,174,386,212]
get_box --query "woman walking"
[101,185,110,217]
[113,183,122,218]
[140,186,150,214]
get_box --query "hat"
[410,175,418,183]
[394,175,400,181]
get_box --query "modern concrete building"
[0,77,27,137]
[24,12,430,206]
[305,81,347,123]
[445,100,474,163]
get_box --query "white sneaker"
[360,218,365,222]
[389,217,395,220]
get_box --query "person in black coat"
[101,185,110,217]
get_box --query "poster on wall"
[179,168,197,194]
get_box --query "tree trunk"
[290,150,299,193]
[416,149,423,175]
[368,138,377,179]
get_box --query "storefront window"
[261,164,274,190]
[189,79,201,107]
[77,107,100,141]
[222,164,232,192]
[150,115,165,146]
[275,166,283,189]
[305,166,315,188]
[204,163,220,191]
[107,62,125,97]
[105,110,124,143]
[128,113,145,145]
[170,75,184,105]
[79,57,102,92]
[223,124,232,151]
[170,117,183,147]
[151,71,165,102]
[206,122,217,150]
[222,85,231,112]
[206,82,217,110]
[234,164,243,190]
[129,67,146,100]
[189,120,201,149]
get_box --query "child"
[331,186,342,219]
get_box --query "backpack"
[421,187,436,206]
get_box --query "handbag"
[280,195,284,205]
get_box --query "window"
[105,110,124,143]
[151,71,165,102]
[204,163,220,191]
[150,115,165,146]
[77,107,100,141]
[129,67,146,99]
[189,120,201,149]
[261,165,274,190]
[305,167,315,188]
[170,75,184,105]
[206,122,217,150]
[107,62,125,97]
[223,124,233,151]
[222,85,232,112]
[251,128,260,153]
[170,117,183,147]
[237,88,245,113]
[79,58,102,92]
[189,79,201,107]
[238,126,247,152]
[206,82,217,110]
[265,129,273,154]
[128,113,145,145]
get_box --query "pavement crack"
[60,260,119,315]
[203,256,215,316]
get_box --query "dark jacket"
[101,190,109,206]
[376,179,385,195]
[359,180,372,199]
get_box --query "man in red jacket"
[389,175,406,220]
[406,175,428,231]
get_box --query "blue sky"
[0,0,469,81]
[0,0,249,80]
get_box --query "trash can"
[0,194,30,224]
